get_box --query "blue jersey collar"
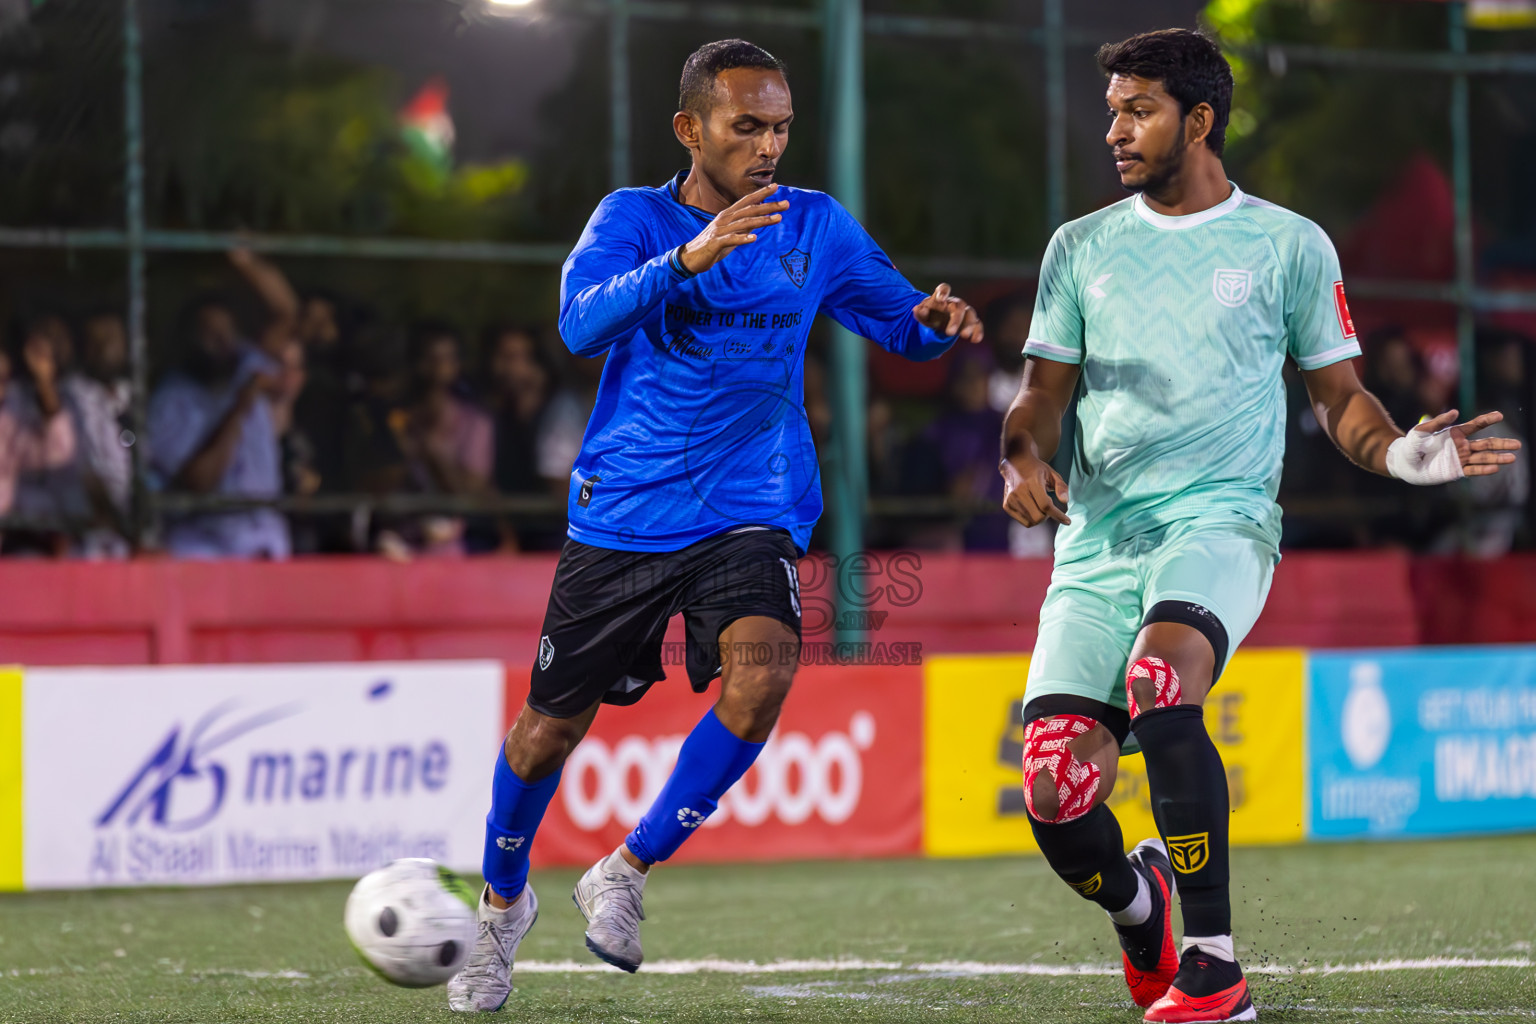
[667,170,713,222]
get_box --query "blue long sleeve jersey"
[558,171,956,555]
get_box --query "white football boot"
[572,848,647,972]
[447,884,539,1012]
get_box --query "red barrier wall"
[0,551,1531,667]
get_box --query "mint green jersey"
[1025,183,1362,562]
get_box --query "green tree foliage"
[1204,0,1451,234]
[144,24,529,239]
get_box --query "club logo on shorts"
[496,836,526,852]
[1166,832,1211,874]
[538,635,555,671]
[1069,873,1103,897]
[1212,268,1253,308]
[778,557,802,618]
[676,807,706,829]
[780,248,811,289]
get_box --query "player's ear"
[673,110,702,152]
[1186,101,1214,151]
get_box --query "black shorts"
[527,527,804,718]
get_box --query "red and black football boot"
[1144,945,1257,1023]
[1115,838,1180,1008]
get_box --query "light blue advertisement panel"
[1310,647,1536,839]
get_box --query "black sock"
[1133,704,1231,936]
[1028,804,1140,913]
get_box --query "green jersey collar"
[1132,181,1245,231]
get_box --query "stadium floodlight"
[477,0,540,21]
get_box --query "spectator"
[291,288,355,499]
[296,288,347,356]
[227,247,300,359]
[923,346,1010,551]
[386,322,492,557]
[60,308,133,558]
[0,340,77,543]
[983,290,1031,414]
[1362,328,1432,429]
[146,294,289,559]
[1360,329,1443,547]
[269,337,322,500]
[5,313,91,555]
[1433,332,1532,556]
[481,324,580,551]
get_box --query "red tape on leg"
[1126,656,1181,719]
[1022,714,1102,823]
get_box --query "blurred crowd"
[1,251,1531,560]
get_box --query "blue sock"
[482,749,561,902]
[626,708,765,864]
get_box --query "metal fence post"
[1450,0,1477,412]
[824,0,866,649]
[124,0,150,549]
[610,0,631,190]
[1044,0,1067,230]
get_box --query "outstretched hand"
[912,283,983,343]
[1414,408,1522,477]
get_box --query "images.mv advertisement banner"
[16,661,504,890]
[1309,647,1536,839]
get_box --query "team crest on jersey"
[780,248,811,288]
[1212,268,1253,308]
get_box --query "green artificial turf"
[0,836,1532,1022]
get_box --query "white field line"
[1286,1009,1536,1019]
[511,956,1532,977]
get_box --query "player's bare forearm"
[1318,388,1402,475]
[1301,360,1402,476]
[1002,357,1079,463]
[999,357,1080,528]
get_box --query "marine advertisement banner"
[20,662,503,889]
[1310,647,1536,838]
[923,650,1306,857]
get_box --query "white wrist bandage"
[1386,428,1464,486]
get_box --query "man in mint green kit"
[1000,29,1522,1024]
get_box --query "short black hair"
[407,319,462,364]
[1097,29,1233,157]
[679,38,786,116]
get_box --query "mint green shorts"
[1024,513,1279,748]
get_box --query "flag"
[400,77,455,171]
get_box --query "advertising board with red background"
[504,654,923,868]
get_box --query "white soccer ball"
[344,858,479,988]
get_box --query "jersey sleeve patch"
[1023,337,1083,364]
[1333,281,1356,339]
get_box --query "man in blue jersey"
[1001,30,1520,1023]
[449,38,981,1012]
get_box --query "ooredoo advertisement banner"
[923,650,1306,857]
[515,663,925,867]
[20,662,503,889]
[1310,647,1536,838]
